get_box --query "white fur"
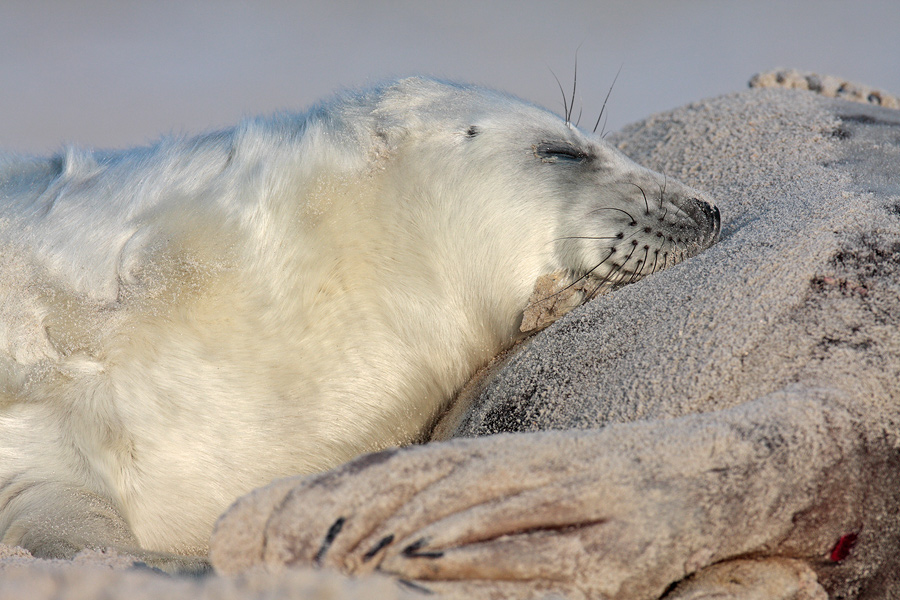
[0,77,717,561]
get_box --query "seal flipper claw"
[362,534,395,562]
[397,579,435,595]
[314,516,345,565]
[401,538,444,559]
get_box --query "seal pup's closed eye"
[0,76,718,573]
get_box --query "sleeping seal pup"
[0,76,719,572]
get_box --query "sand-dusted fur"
[0,77,718,571]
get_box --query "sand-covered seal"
[0,76,719,571]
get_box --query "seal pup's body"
[0,77,719,571]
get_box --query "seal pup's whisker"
[568,54,578,127]
[587,206,638,224]
[661,173,669,211]
[527,248,617,309]
[550,68,570,124]
[629,246,651,284]
[593,64,622,135]
[554,235,623,242]
[650,249,661,275]
[629,182,651,215]
[586,259,625,301]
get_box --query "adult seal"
[0,77,719,571]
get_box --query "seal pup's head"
[342,77,720,330]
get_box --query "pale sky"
[2,0,898,153]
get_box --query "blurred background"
[2,0,898,154]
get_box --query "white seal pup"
[0,77,719,572]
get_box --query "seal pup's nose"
[695,200,721,243]
[710,204,721,239]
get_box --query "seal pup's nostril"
[694,200,721,238]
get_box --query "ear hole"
[465,125,480,138]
